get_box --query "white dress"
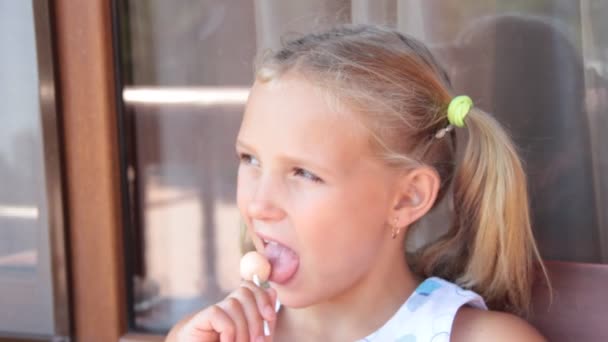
[357,277,487,342]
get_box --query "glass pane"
[0,0,65,337]
[116,0,608,334]
[118,0,352,333]
[401,0,608,263]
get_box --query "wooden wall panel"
[52,1,126,341]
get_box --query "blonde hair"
[252,25,548,315]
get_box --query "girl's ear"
[391,166,440,229]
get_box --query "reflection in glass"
[0,206,39,271]
[0,0,44,273]
[116,0,608,333]
[0,0,67,337]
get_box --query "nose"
[246,176,286,222]
[247,199,285,221]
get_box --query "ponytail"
[413,108,548,315]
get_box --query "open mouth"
[258,235,300,284]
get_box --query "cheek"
[236,168,254,215]
[287,187,340,236]
[297,190,376,252]
[298,184,388,259]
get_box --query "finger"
[265,287,278,340]
[237,284,280,340]
[266,287,279,312]
[229,286,266,339]
[180,305,234,342]
[218,297,249,342]
[239,281,277,321]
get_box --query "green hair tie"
[447,95,473,128]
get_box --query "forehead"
[238,77,374,166]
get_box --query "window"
[114,0,608,335]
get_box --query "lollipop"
[240,251,271,283]
[240,251,275,336]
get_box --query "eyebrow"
[235,139,335,176]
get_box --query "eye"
[293,167,323,183]
[238,153,260,167]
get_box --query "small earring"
[391,217,401,239]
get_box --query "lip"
[254,231,294,251]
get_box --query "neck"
[278,243,420,341]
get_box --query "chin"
[271,281,321,309]
[275,292,319,309]
[273,282,338,309]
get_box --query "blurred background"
[1,1,607,341]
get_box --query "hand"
[176,281,278,342]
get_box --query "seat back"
[530,261,608,341]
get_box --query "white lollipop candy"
[240,251,271,283]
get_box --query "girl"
[167,25,548,342]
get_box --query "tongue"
[264,242,299,284]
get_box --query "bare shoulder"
[451,307,546,342]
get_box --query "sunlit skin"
[235,74,439,340]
